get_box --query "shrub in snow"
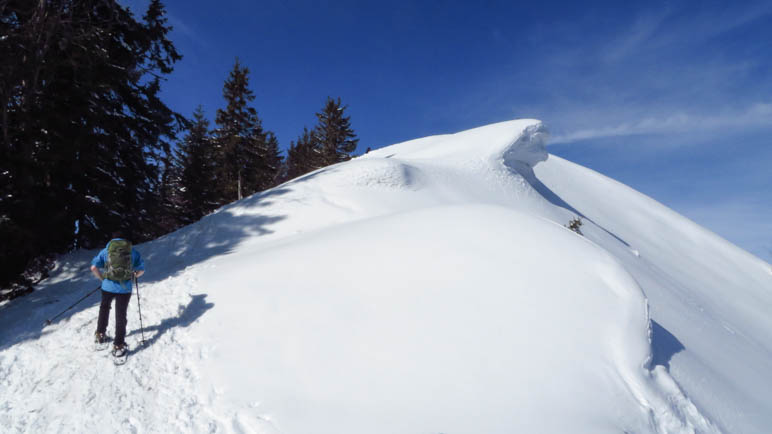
[567,217,583,235]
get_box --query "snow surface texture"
[2,119,770,433]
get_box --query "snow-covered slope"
[1,120,770,433]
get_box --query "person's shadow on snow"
[127,294,213,354]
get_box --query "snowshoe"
[112,343,129,365]
[94,332,110,351]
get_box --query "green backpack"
[104,239,133,281]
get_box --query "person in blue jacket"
[90,233,145,356]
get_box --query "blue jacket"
[91,239,145,294]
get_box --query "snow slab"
[1,119,769,433]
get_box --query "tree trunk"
[237,169,242,200]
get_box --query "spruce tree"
[313,97,359,166]
[0,0,182,288]
[156,157,186,234]
[213,59,279,202]
[173,106,218,224]
[286,127,320,180]
[214,59,260,201]
[259,132,283,190]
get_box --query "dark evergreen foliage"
[172,106,219,224]
[285,127,320,180]
[0,2,359,293]
[0,0,182,287]
[260,131,284,189]
[213,59,280,202]
[155,158,185,234]
[283,98,359,182]
[313,97,358,166]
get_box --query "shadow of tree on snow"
[0,185,299,351]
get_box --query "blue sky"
[123,0,771,262]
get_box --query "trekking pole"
[134,275,147,345]
[44,286,101,326]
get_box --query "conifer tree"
[0,0,182,288]
[173,106,218,223]
[286,127,320,180]
[155,157,185,233]
[313,97,359,166]
[213,59,277,202]
[259,132,283,190]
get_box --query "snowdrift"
[1,119,770,433]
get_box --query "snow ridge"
[2,118,768,433]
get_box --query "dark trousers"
[96,290,131,346]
